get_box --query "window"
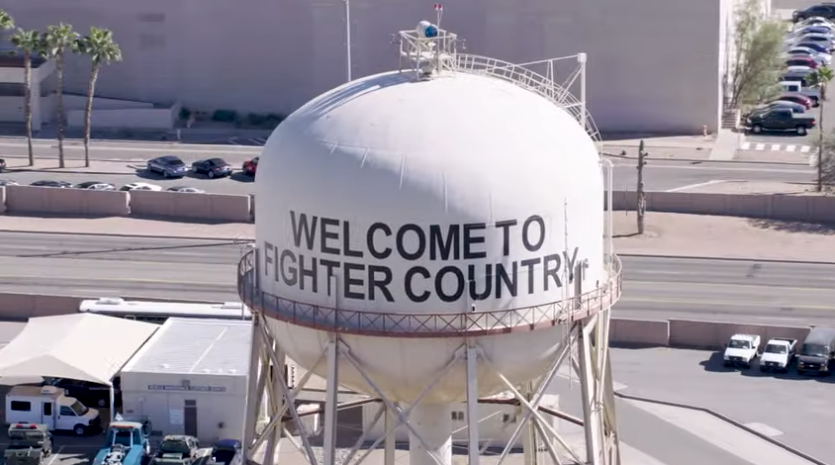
[450,411,464,421]
[60,406,74,416]
[43,403,52,416]
[10,401,31,412]
[502,414,517,424]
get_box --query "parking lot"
[609,347,835,463]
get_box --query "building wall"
[2,0,724,134]
[120,371,247,444]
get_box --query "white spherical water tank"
[256,69,604,401]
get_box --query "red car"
[785,56,818,69]
[778,92,813,109]
[242,156,259,176]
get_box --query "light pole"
[344,0,352,82]
[637,140,648,234]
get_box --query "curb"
[601,153,809,166]
[617,253,835,266]
[3,169,138,176]
[614,391,829,465]
[0,228,254,242]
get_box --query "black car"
[211,439,243,465]
[44,377,121,408]
[30,180,72,188]
[793,4,835,22]
[0,158,6,171]
[191,157,232,178]
[747,108,816,135]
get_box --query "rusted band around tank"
[236,250,621,338]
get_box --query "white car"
[723,334,761,369]
[796,16,835,28]
[785,33,835,48]
[120,182,163,192]
[88,183,116,191]
[785,65,814,73]
[166,186,206,193]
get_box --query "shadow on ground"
[747,218,835,235]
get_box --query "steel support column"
[322,339,341,465]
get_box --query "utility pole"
[637,140,648,234]
[818,92,825,192]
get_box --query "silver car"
[147,155,188,178]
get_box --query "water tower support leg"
[578,317,603,465]
[465,342,480,465]
[384,407,396,465]
[322,339,341,465]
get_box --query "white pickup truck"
[760,337,797,373]
[723,334,761,369]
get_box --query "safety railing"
[452,53,601,141]
[237,251,621,338]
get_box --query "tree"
[10,29,43,167]
[813,129,835,190]
[0,9,13,30]
[75,27,122,168]
[42,23,78,168]
[811,66,835,191]
[729,0,785,108]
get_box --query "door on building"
[41,402,55,429]
[184,400,198,437]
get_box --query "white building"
[120,318,251,445]
[0,0,767,135]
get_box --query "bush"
[212,109,238,123]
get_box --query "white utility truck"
[760,337,797,373]
[723,334,761,368]
[5,386,102,436]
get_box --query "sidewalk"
[2,159,138,175]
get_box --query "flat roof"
[122,318,251,376]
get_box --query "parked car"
[778,92,814,109]
[242,157,259,176]
[747,107,816,135]
[166,186,205,193]
[30,180,72,188]
[0,158,5,171]
[749,101,806,116]
[785,56,819,68]
[791,25,834,36]
[786,34,835,51]
[723,334,761,369]
[0,178,17,186]
[75,181,116,190]
[760,338,797,373]
[793,5,835,22]
[780,80,821,105]
[44,378,120,408]
[793,41,831,54]
[796,16,835,27]
[120,182,163,191]
[797,326,835,375]
[191,158,232,178]
[147,155,187,178]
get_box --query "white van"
[780,80,821,105]
[5,386,102,435]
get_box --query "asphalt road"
[0,156,816,195]
[0,232,833,324]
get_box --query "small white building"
[120,318,251,445]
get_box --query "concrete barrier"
[612,190,835,223]
[0,293,83,320]
[610,318,669,347]
[668,319,811,350]
[0,187,5,214]
[129,191,251,222]
[4,185,130,216]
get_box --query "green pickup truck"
[3,423,52,465]
[747,108,816,135]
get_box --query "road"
[0,232,833,324]
[0,149,816,195]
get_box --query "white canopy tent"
[0,314,158,420]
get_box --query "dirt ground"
[2,212,835,263]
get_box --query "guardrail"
[236,250,622,337]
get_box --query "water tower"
[238,17,622,465]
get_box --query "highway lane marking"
[740,142,751,150]
[801,145,811,153]
[613,163,812,174]
[769,144,780,151]
[620,297,835,310]
[785,144,796,152]
[624,271,835,282]
[46,446,63,465]
[755,143,766,150]
[665,180,729,192]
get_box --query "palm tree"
[75,27,122,167]
[0,9,13,30]
[42,23,78,168]
[10,29,43,167]
[810,66,835,192]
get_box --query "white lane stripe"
[755,143,766,150]
[800,145,811,153]
[785,144,796,152]
[740,142,751,150]
[665,180,729,192]
[769,144,781,151]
